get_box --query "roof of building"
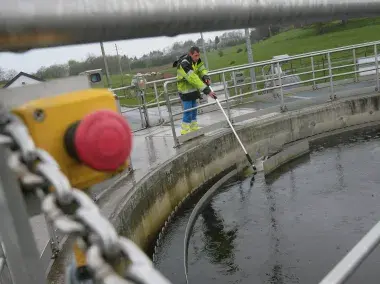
[3,72,45,88]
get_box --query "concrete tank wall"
[110,93,380,251]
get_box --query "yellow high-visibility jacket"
[173,54,211,101]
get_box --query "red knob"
[65,110,133,171]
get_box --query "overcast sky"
[0,29,244,74]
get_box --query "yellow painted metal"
[12,88,129,190]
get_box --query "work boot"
[181,122,191,135]
[190,121,201,131]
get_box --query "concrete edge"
[112,92,380,250]
[263,140,310,175]
[183,168,238,279]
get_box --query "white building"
[3,72,44,89]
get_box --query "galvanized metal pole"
[311,56,317,90]
[327,52,334,99]
[0,145,46,284]
[200,32,209,70]
[353,49,358,82]
[153,82,163,123]
[374,44,380,91]
[100,42,112,88]
[0,241,13,284]
[164,82,179,148]
[221,72,232,121]
[277,62,284,110]
[245,28,256,91]
[3,1,380,52]
[115,43,126,95]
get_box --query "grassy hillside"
[111,17,380,105]
[206,18,380,70]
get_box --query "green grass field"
[109,18,380,106]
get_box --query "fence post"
[311,56,317,90]
[153,82,163,123]
[352,49,358,83]
[222,72,232,121]
[164,82,180,148]
[0,241,12,284]
[277,62,285,112]
[375,44,380,92]
[0,144,46,284]
[232,71,238,97]
[44,215,60,257]
[327,52,334,100]
[140,91,150,128]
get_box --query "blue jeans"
[182,100,197,123]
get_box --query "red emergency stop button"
[64,110,133,171]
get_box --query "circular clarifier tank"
[153,130,380,284]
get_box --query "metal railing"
[151,40,380,147]
[112,40,380,134]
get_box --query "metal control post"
[0,144,46,284]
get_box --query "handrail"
[2,1,380,52]
[319,220,380,284]
[112,39,380,94]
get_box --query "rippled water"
[154,130,380,284]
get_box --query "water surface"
[154,132,380,284]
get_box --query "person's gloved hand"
[203,85,217,100]
[208,92,217,100]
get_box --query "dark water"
[154,132,380,284]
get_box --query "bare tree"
[4,69,18,81]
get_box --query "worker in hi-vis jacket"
[173,46,217,135]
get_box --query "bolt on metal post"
[164,82,179,148]
[327,52,335,100]
[375,44,380,92]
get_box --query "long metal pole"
[100,42,112,88]
[245,28,256,91]
[200,32,209,70]
[209,86,255,170]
